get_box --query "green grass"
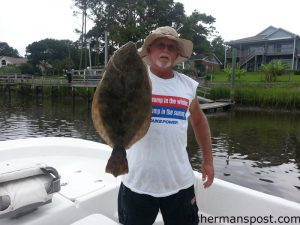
[204,71,300,109]
[207,83,300,109]
[210,71,300,83]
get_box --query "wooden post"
[87,87,90,103]
[105,31,109,66]
[254,55,257,71]
[224,46,227,69]
[292,35,296,70]
[72,87,75,101]
[231,48,237,103]
[8,85,11,102]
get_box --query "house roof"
[227,26,299,46]
[189,54,222,65]
[0,56,28,65]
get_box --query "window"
[275,43,293,53]
[281,44,293,53]
[267,45,274,53]
[1,60,6,66]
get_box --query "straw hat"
[138,26,193,65]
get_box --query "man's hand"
[201,162,214,188]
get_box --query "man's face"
[148,38,179,70]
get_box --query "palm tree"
[224,65,246,81]
[261,60,289,82]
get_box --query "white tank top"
[122,68,199,197]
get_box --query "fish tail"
[105,146,128,177]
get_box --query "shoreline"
[233,105,300,114]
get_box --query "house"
[0,56,28,68]
[185,54,222,73]
[226,26,300,71]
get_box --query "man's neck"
[150,67,174,79]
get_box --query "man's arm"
[189,96,214,188]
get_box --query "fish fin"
[105,146,128,177]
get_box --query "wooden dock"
[0,74,234,113]
[197,86,233,113]
[200,101,233,113]
[0,72,101,87]
[0,74,99,102]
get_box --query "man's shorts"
[118,183,199,225]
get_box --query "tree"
[211,36,225,65]
[224,65,246,81]
[72,0,217,65]
[72,0,94,69]
[179,10,216,54]
[0,42,20,57]
[26,39,79,75]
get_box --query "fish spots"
[294,186,300,190]
[259,178,274,183]
[91,41,151,177]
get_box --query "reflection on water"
[1,94,300,203]
[0,95,100,141]
[188,110,300,203]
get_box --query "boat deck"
[0,138,120,225]
[1,137,300,225]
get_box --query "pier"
[0,74,100,102]
[200,101,233,113]
[197,92,233,113]
[197,86,233,113]
[1,73,233,112]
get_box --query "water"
[1,95,300,203]
[188,110,300,203]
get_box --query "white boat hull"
[0,137,299,225]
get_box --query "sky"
[1,0,300,57]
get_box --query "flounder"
[92,42,152,177]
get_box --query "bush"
[0,65,21,74]
[19,63,37,74]
[209,86,231,99]
[294,70,300,75]
[181,68,198,78]
[211,84,300,109]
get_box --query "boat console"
[0,164,60,219]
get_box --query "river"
[1,94,300,203]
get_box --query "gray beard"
[155,59,172,69]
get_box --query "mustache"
[159,53,171,60]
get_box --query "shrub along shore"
[203,71,300,110]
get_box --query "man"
[119,26,214,225]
